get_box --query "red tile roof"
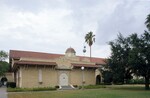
[10,50,63,60]
[10,50,106,65]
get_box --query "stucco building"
[9,47,105,88]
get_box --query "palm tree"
[145,14,150,31]
[85,31,95,61]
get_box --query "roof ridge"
[10,50,64,56]
[10,50,105,59]
[9,50,106,64]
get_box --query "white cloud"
[0,0,150,58]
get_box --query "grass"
[8,85,150,98]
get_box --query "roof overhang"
[71,63,99,68]
[14,61,57,66]
[12,61,57,70]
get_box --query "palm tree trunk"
[90,46,91,62]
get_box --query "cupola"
[65,47,76,57]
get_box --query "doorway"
[59,73,68,86]
[96,75,101,85]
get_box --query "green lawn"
[8,86,150,98]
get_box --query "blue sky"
[0,0,150,58]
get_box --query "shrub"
[7,87,56,92]
[55,85,59,89]
[83,85,106,89]
[0,82,2,87]
[100,83,112,85]
[32,87,56,91]
[114,83,124,85]
[73,85,78,88]
[127,79,145,84]
[102,71,113,84]
[7,88,24,92]
[7,82,16,88]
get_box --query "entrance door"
[96,75,101,85]
[59,73,68,86]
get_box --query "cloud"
[0,1,84,56]
[96,0,150,44]
[0,0,150,58]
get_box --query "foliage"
[107,31,150,89]
[0,81,2,87]
[7,87,56,92]
[145,14,150,31]
[85,31,95,59]
[7,82,16,88]
[55,85,59,88]
[102,70,113,84]
[108,33,133,84]
[0,50,8,61]
[106,14,150,89]
[127,78,145,84]
[0,50,9,76]
[79,85,106,89]
[73,85,78,88]
[128,31,150,89]
[85,31,95,47]
[0,61,9,76]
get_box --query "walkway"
[0,86,7,98]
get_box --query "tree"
[99,60,113,84]
[0,61,9,76]
[0,50,9,76]
[85,31,95,61]
[129,31,150,90]
[107,32,150,89]
[0,50,8,61]
[106,13,150,89]
[108,33,133,84]
[145,14,150,31]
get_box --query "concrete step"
[60,85,75,90]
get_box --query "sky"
[0,0,150,58]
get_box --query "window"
[38,69,42,83]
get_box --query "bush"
[32,87,56,91]
[7,88,24,92]
[55,85,59,88]
[7,82,16,88]
[127,79,145,84]
[7,87,56,92]
[0,82,2,87]
[100,83,112,85]
[113,82,124,85]
[82,85,106,89]
[73,85,78,88]
[103,71,113,84]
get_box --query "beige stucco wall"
[17,66,96,88]
[84,68,96,85]
[70,68,82,85]
[70,68,96,86]
[20,66,57,88]
[13,55,97,88]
